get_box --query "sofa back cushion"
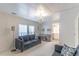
[19,35,30,42]
[24,35,29,41]
[29,35,35,40]
[18,35,35,42]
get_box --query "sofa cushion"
[24,41,32,45]
[61,44,76,56]
[29,35,35,40]
[75,45,79,56]
[31,40,38,43]
[22,35,29,42]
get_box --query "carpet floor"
[0,41,59,56]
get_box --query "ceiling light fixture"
[35,5,49,22]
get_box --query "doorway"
[52,23,59,40]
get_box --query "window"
[29,25,35,35]
[19,24,27,36]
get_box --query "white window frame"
[19,24,27,36]
[29,25,35,35]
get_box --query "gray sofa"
[15,35,41,52]
[52,45,79,56]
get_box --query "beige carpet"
[0,41,56,56]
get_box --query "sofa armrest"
[55,45,63,53]
[15,38,24,50]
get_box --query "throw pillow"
[61,44,76,56]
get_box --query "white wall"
[60,7,79,48]
[0,12,41,52]
[34,7,79,48]
[78,15,79,45]
[41,16,52,34]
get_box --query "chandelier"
[35,5,50,22]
